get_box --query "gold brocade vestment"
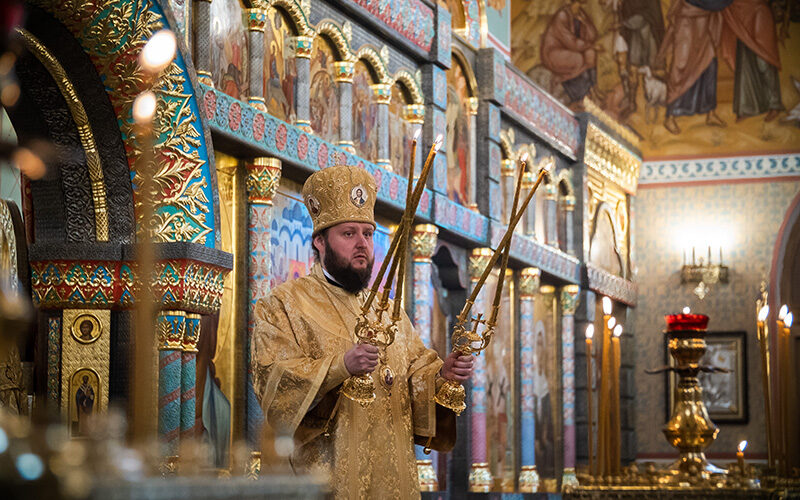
[252,264,456,499]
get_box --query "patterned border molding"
[433,193,488,243]
[344,0,435,52]
[489,223,581,284]
[502,65,580,159]
[639,154,800,185]
[30,259,228,314]
[585,263,638,307]
[202,85,432,218]
[585,123,641,195]
[582,98,640,150]
[32,0,218,247]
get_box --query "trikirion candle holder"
[646,313,728,478]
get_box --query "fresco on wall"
[263,7,296,124]
[511,0,800,159]
[388,83,414,177]
[446,58,471,205]
[485,271,516,489]
[533,288,559,478]
[353,61,379,162]
[310,38,340,144]
[166,0,189,45]
[486,0,511,56]
[210,0,248,100]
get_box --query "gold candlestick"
[598,297,613,477]
[585,325,595,477]
[778,308,792,477]
[737,440,747,475]
[757,305,774,468]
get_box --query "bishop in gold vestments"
[251,166,469,498]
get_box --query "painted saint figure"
[657,0,729,134]
[540,0,602,103]
[75,375,95,436]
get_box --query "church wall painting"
[388,83,414,177]
[263,7,297,124]
[353,60,380,162]
[485,270,516,489]
[210,0,248,101]
[511,0,800,159]
[310,37,340,145]
[532,287,560,480]
[486,0,511,57]
[445,57,471,205]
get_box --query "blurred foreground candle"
[756,305,774,468]
[599,297,612,477]
[779,308,792,476]
[585,324,595,476]
[611,324,622,476]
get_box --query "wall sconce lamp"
[681,246,729,300]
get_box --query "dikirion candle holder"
[646,311,728,478]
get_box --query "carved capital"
[411,224,439,262]
[246,157,282,204]
[561,284,580,315]
[334,61,354,83]
[158,310,186,350]
[563,195,576,211]
[404,104,425,124]
[469,248,493,281]
[289,36,313,58]
[243,8,267,32]
[521,171,535,189]
[371,83,392,104]
[519,267,541,298]
[544,183,557,200]
[468,96,478,115]
[501,159,516,177]
[182,313,201,353]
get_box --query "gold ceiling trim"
[584,122,641,195]
[582,98,640,149]
[16,28,109,242]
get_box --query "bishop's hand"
[344,343,379,375]
[440,351,474,382]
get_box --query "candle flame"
[520,152,529,164]
[541,157,554,172]
[607,317,616,330]
[682,306,690,314]
[778,304,788,320]
[613,324,622,337]
[133,91,157,124]
[758,305,769,323]
[139,29,177,74]
[785,312,793,328]
[585,324,594,339]
[602,296,612,315]
[413,128,421,141]
[738,440,747,452]
[433,134,443,151]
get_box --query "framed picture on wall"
[666,331,748,424]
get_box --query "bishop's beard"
[323,240,374,294]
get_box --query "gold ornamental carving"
[356,46,391,84]
[582,98,641,149]
[519,267,541,298]
[315,20,355,62]
[60,309,110,430]
[468,248,493,281]
[333,61,354,83]
[584,123,641,195]
[246,157,282,205]
[561,284,580,316]
[403,104,425,124]
[411,224,438,262]
[157,310,186,350]
[263,0,314,36]
[394,69,424,105]
[563,195,576,211]
[183,313,201,353]
[468,96,478,116]
[16,28,109,242]
[371,83,392,104]
[501,159,515,177]
[243,8,267,32]
[289,35,313,59]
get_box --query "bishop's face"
[315,222,375,293]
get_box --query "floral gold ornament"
[246,157,282,205]
[435,155,554,415]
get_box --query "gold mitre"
[302,165,377,235]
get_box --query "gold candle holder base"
[433,379,466,416]
[519,465,540,492]
[562,467,579,491]
[341,373,376,407]
[468,462,493,492]
[416,459,438,491]
[246,451,261,480]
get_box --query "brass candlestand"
[648,321,726,477]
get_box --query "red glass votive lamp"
[665,313,709,331]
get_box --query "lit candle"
[585,324,595,477]
[599,297,612,477]
[757,305,774,468]
[683,248,686,267]
[692,247,696,266]
[611,324,622,477]
[737,440,747,474]
[778,307,791,476]
[719,247,723,266]
[707,245,711,265]
[682,306,690,314]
